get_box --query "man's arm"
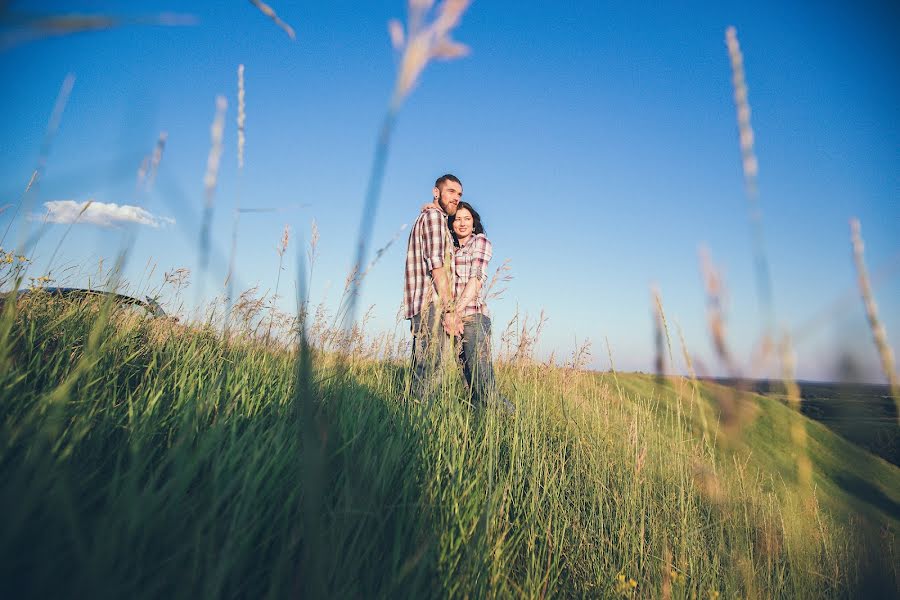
[431,265,454,310]
[421,209,459,333]
[432,264,461,334]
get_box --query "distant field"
[2,294,898,598]
[710,378,899,466]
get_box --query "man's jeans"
[410,306,445,404]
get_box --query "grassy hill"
[1,294,897,598]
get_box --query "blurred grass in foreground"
[1,292,898,598]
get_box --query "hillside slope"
[1,297,898,597]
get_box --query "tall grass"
[2,7,897,599]
[1,292,888,598]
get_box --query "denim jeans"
[409,306,445,404]
[458,314,506,410]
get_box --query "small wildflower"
[614,573,638,596]
[670,569,686,585]
[709,590,720,600]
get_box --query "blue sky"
[1,1,898,381]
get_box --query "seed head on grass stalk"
[246,0,296,41]
[135,131,167,192]
[266,224,290,344]
[676,320,709,440]
[0,12,196,52]
[725,25,775,347]
[779,332,813,502]
[3,73,74,252]
[699,246,753,437]
[346,0,471,329]
[226,64,246,339]
[198,95,227,299]
[850,218,900,421]
[148,131,168,189]
[651,285,674,386]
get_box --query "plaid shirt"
[404,206,454,319]
[453,233,492,317]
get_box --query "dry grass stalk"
[0,12,196,51]
[136,131,168,192]
[5,73,75,254]
[653,288,674,366]
[226,66,246,334]
[700,246,735,373]
[359,223,408,281]
[136,157,150,190]
[677,321,709,439]
[779,333,813,497]
[850,218,900,417]
[237,64,246,169]
[651,286,675,380]
[0,170,38,247]
[726,26,776,338]
[699,246,753,434]
[605,336,624,401]
[308,219,320,267]
[567,337,592,371]
[277,224,291,258]
[266,224,291,343]
[203,96,228,204]
[199,95,227,276]
[149,131,168,186]
[247,0,296,40]
[388,0,471,107]
[725,26,757,195]
[483,258,513,302]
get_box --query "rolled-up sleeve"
[422,210,446,271]
[470,237,492,283]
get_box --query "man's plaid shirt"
[404,206,453,319]
[454,233,492,318]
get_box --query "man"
[404,173,463,402]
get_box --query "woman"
[448,201,510,410]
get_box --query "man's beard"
[438,195,455,215]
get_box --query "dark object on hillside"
[3,287,169,319]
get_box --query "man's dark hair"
[434,173,462,190]
[448,201,485,246]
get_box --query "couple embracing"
[403,173,510,410]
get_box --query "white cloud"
[40,200,175,228]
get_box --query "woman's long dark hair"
[448,201,486,247]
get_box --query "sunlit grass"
[1,293,896,598]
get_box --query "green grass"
[1,294,898,598]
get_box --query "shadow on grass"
[0,304,444,599]
[833,471,900,522]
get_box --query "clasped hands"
[442,311,465,337]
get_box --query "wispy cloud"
[38,200,175,228]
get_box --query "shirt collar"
[424,202,447,217]
[458,233,482,249]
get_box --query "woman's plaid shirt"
[454,233,492,317]
[403,206,453,319]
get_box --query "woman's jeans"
[459,314,502,409]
